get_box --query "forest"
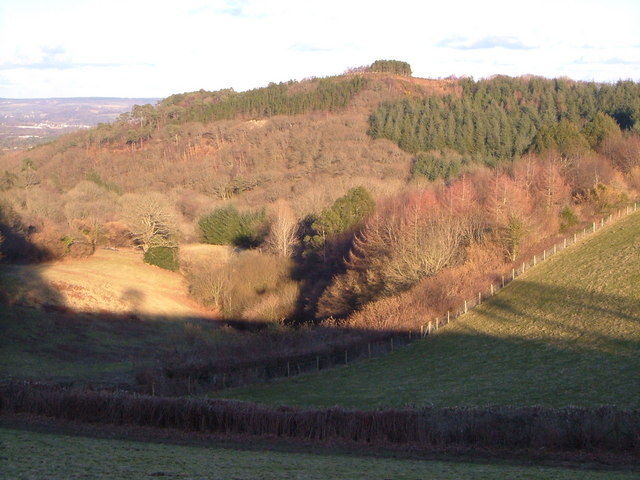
[1,64,639,389]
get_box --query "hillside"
[1,68,640,389]
[217,210,640,409]
[0,246,227,383]
[0,246,222,317]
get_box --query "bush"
[559,206,579,233]
[304,186,375,251]
[199,205,267,248]
[144,246,179,271]
[185,250,297,321]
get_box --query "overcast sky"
[1,0,639,99]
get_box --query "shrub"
[144,246,179,271]
[186,250,297,321]
[304,186,375,251]
[199,205,267,248]
[559,206,579,233]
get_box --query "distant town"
[0,97,158,149]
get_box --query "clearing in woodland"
[217,211,640,409]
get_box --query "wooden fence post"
[464,300,468,313]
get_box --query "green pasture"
[1,428,635,480]
[217,212,640,409]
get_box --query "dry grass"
[1,247,215,319]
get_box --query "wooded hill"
[1,64,639,336]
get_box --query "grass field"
[215,212,640,409]
[1,427,635,480]
[0,247,225,383]
[0,247,217,317]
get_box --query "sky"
[0,0,639,99]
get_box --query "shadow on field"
[478,280,639,354]
[2,238,639,401]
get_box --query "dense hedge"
[2,383,639,453]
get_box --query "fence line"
[417,202,639,338]
[159,204,638,395]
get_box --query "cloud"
[189,0,266,19]
[0,46,153,70]
[437,36,535,50]
[290,43,339,53]
[574,57,640,66]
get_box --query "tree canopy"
[369,76,639,174]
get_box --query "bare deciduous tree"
[265,201,298,257]
[123,193,177,252]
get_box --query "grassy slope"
[217,212,640,409]
[2,428,635,480]
[0,247,226,383]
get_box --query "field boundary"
[2,383,639,456]
[418,203,639,336]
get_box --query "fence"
[417,203,639,337]
[159,204,638,395]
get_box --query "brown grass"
[1,247,215,319]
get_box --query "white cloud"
[0,0,638,97]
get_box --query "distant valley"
[0,97,159,149]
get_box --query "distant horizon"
[1,0,638,98]
[0,96,162,101]
[1,71,639,102]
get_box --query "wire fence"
[418,202,638,337]
[162,203,638,395]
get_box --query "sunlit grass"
[217,212,640,409]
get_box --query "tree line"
[369,76,640,177]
